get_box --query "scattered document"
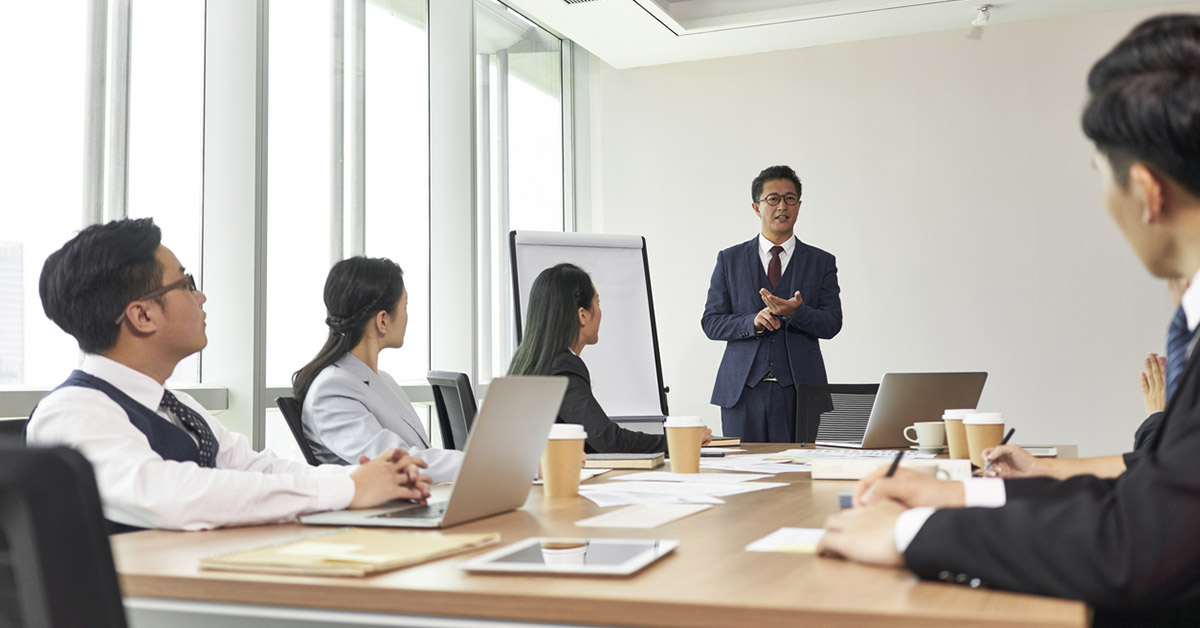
[745,527,825,554]
[575,503,712,528]
[534,468,610,485]
[612,472,773,484]
[576,490,725,508]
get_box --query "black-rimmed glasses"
[114,274,197,324]
[758,194,801,207]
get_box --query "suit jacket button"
[969,578,983,588]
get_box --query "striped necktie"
[1165,305,1192,403]
[160,390,219,467]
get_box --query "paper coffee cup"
[541,424,586,498]
[664,416,704,474]
[540,541,588,565]
[963,412,1004,468]
[942,409,973,460]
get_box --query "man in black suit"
[818,14,1200,623]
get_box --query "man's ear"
[1131,163,1166,225]
[120,302,158,335]
[752,202,762,218]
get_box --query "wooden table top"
[111,444,1088,628]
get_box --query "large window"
[475,0,565,381]
[0,1,204,387]
[126,0,206,384]
[1,2,572,448]
[0,3,88,387]
[265,0,430,456]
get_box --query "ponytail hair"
[292,257,405,401]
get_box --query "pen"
[982,428,1016,473]
[884,449,904,477]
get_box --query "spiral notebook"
[200,527,500,577]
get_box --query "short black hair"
[751,165,803,203]
[1082,14,1200,197]
[39,218,163,354]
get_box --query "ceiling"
[500,0,1182,68]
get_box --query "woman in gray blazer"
[293,257,463,483]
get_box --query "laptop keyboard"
[372,502,448,520]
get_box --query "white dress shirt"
[757,234,796,276]
[25,354,355,531]
[895,267,1200,552]
[301,354,464,483]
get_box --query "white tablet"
[460,537,679,576]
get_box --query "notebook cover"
[200,527,500,577]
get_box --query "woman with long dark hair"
[294,257,463,482]
[509,263,710,453]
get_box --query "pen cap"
[547,424,587,440]
[963,412,1003,425]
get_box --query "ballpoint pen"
[982,428,1016,473]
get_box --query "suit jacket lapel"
[743,237,760,307]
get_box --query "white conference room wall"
[578,3,1200,456]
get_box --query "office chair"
[426,371,477,451]
[0,419,27,441]
[795,383,880,445]
[274,396,322,466]
[0,444,128,628]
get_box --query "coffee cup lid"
[548,423,587,439]
[664,415,704,428]
[963,412,1003,424]
[942,409,973,420]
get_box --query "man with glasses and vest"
[702,165,843,442]
[26,218,432,532]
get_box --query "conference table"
[112,444,1088,628]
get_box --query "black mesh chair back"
[0,443,128,627]
[275,396,321,466]
[426,371,477,451]
[795,383,880,444]
[0,419,27,441]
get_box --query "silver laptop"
[814,372,987,449]
[301,376,567,529]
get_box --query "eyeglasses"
[757,194,801,207]
[114,274,197,324]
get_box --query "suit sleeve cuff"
[962,477,1006,507]
[894,507,936,553]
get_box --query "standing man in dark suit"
[819,15,1200,623]
[702,165,842,442]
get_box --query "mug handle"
[903,425,919,444]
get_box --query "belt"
[762,371,778,383]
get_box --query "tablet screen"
[461,537,679,576]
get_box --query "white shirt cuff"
[894,507,936,553]
[319,474,357,512]
[962,477,1007,507]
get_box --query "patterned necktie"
[767,245,784,289]
[160,390,219,467]
[1165,305,1191,403]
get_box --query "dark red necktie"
[767,246,784,289]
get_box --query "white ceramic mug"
[903,421,946,448]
